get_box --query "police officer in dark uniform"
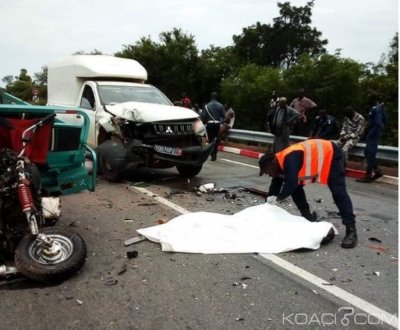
[201,92,225,161]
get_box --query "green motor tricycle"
[0,93,97,282]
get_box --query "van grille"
[153,122,193,136]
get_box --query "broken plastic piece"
[124,235,146,246]
[199,183,215,193]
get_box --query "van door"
[79,84,97,147]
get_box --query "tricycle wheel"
[99,155,122,182]
[176,165,203,177]
[15,226,87,282]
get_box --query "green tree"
[284,53,363,112]
[2,75,14,86]
[34,66,48,86]
[198,46,239,104]
[4,69,34,101]
[233,1,327,68]
[221,64,282,130]
[73,49,103,55]
[116,28,200,102]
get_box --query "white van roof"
[47,55,148,107]
[48,55,148,81]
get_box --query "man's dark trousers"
[206,122,221,159]
[328,143,355,225]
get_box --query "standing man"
[265,97,300,153]
[259,139,357,248]
[310,109,338,140]
[357,93,386,182]
[338,106,365,162]
[290,88,317,136]
[219,102,235,140]
[201,92,225,161]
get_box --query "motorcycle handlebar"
[20,112,57,154]
[36,112,57,128]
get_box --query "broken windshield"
[98,85,172,106]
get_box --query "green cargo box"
[0,99,97,196]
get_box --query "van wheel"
[99,155,122,182]
[176,165,202,177]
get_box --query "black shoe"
[371,168,383,181]
[321,228,335,245]
[211,154,217,161]
[303,211,318,222]
[356,173,373,183]
[341,224,358,248]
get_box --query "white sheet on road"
[137,203,338,254]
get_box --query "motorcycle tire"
[14,226,87,282]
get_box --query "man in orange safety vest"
[258,139,357,249]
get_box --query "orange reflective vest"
[275,139,334,185]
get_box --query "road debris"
[105,277,118,286]
[124,235,147,246]
[240,276,251,281]
[240,187,268,198]
[127,250,139,259]
[117,263,128,275]
[166,190,188,197]
[76,299,83,305]
[129,181,150,187]
[199,183,215,193]
[368,237,382,243]
[373,271,381,277]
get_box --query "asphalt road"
[0,151,398,330]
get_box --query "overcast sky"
[0,0,398,86]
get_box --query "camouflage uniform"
[338,111,365,160]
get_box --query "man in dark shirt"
[310,109,338,140]
[357,93,386,182]
[201,92,225,161]
[259,139,357,249]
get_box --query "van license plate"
[154,145,183,156]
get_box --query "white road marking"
[130,186,190,215]
[261,254,398,328]
[129,186,398,329]
[220,158,259,169]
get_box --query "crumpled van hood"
[105,102,198,122]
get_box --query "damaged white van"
[47,55,214,181]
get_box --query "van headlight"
[193,119,206,137]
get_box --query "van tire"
[99,155,122,182]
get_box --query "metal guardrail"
[227,129,398,163]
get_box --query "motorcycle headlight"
[193,119,207,137]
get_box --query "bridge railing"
[226,129,398,163]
